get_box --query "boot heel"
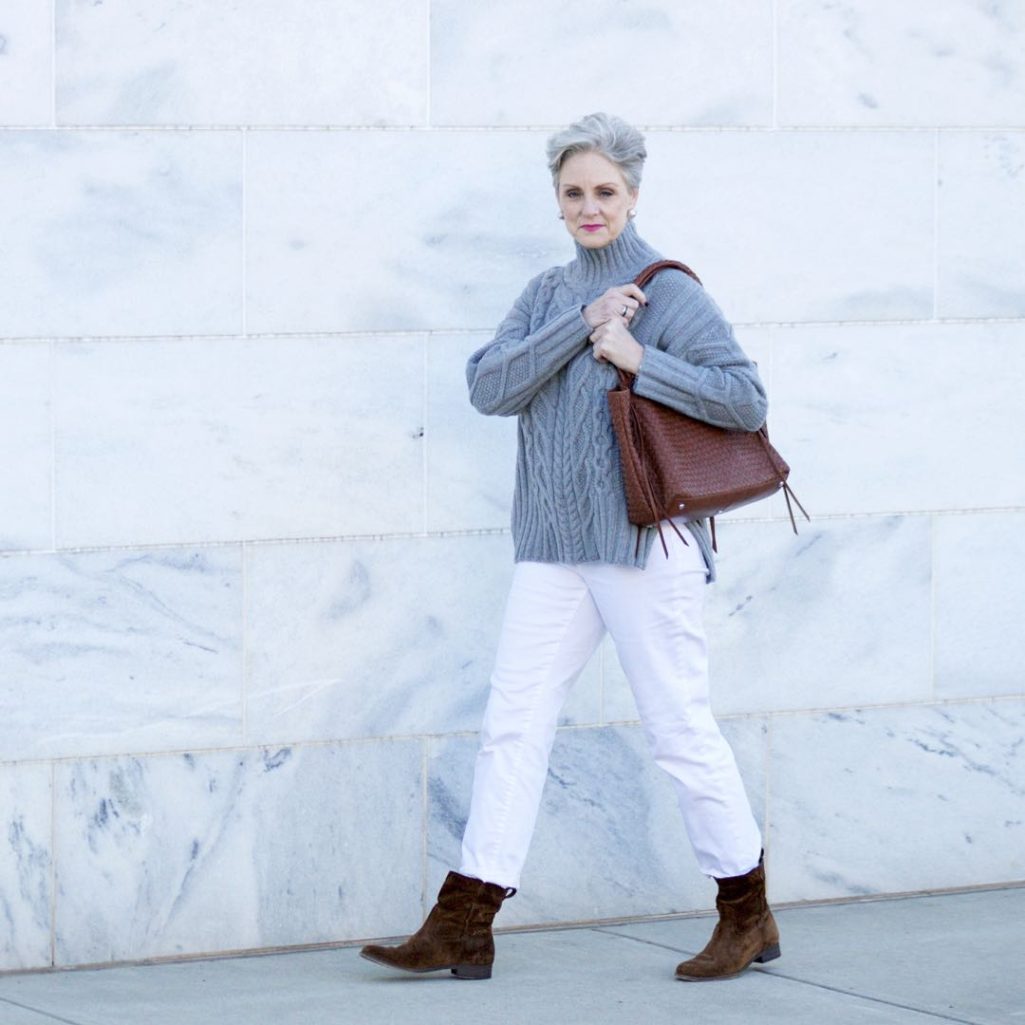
[754,943,781,964]
[451,963,492,980]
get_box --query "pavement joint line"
[592,928,986,1025]
[590,926,698,957]
[0,996,87,1025]
[736,972,988,1025]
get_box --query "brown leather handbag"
[607,260,808,555]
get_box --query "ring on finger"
[620,304,629,317]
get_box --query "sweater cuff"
[530,305,593,363]
[632,346,706,417]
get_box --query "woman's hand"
[582,284,647,328]
[589,317,645,374]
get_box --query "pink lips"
[582,224,605,233]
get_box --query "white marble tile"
[769,702,1025,902]
[938,133,1025,318]
[245,130,567,334]
[771,322,1025,516]
[53,335,424,548]
[427,719,768,924]
[778,1,1025,126]
[0,131,241,338]
[0,1,52,126]
[0,548,242,761]
[935,512,1025,701]
[710,516,932,715]
[426,333,517,532]
[604,516,932,721]
[639,131,934,323]
[246,534,603,746]
[0,343,51,552]
[55,0,428,126]
[0,764,52,971]
[52,741,423,965]
[430,0,772,127]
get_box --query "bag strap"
[626,260,706,553]
[634,259,702,289]
[616,262,701,393]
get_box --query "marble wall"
[1,1,1023,971]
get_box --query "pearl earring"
[628,209,636,219]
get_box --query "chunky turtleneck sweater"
[466,221,767,579]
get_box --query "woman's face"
[556,150,637,249]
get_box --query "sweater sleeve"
[466,271,592,416]
[631,272,768,432]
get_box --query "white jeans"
[459,532,762,890]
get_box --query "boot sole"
[675,943,781,982]
[359,950,492,980]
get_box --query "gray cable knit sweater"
[466,221,767,580]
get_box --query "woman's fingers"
[589,317,630,346]
[618,283,647,306]
[584,285,648,328]
[607,284,646,320]
[589,319,644,373]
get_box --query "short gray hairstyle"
[546,112,647,191]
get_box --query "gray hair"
[546,112,647,191]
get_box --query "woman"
[361,112,779,983]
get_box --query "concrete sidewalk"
[1,886,1022,1025]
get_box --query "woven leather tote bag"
[607,260,807,553]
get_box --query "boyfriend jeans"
[459,530,762,890]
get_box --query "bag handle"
[616,261,702,393]
[634,259,702,289]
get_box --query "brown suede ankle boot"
[360,871,516,980]
[675,854,780,982]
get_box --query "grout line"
[1,315,1022,347]
[771,0,779,131]
[933,129,941,319]
[50,0,57,127]
[241,129,248,337]
[3,123,1023,134]
[929,514,938,704]
[763,714,774,859]
[48,339,57,550]
[422,334,430,534]
[4,507,1024,561]
[424,0,432,127]
[3,693,1023,771]
[240,542,249,745]
[420,738,430,915]
[49,760,57,970]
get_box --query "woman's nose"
[581,195,599,214]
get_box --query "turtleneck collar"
[564,219,662,289]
